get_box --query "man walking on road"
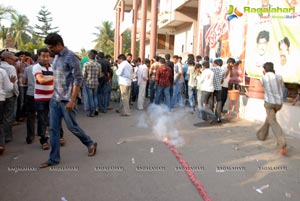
[40,33,97,168]
[256,62,287,155]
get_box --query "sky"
[1,0,116,52]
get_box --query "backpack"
[158,66,171,87]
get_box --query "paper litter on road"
[254,184,270,194]
[150,147,154,153]
[61,197,68,201]
[13,154,22,160]
[285,192,292,198]
[117,139,127,144]
[131,158,135,164]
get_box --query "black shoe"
[87,113,95,117]
[94,111,99,116]
[5,138,12,143]
[26,137,34,144]
[0,146,5,155]
[217,118,222,123]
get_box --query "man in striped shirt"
[256,62,287,155]
[33,48,54,150]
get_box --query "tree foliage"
[10,13,32,49]
[93,21,114,56]
[34,6,59,39]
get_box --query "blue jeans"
[172,81,184,108]
[155,85,171,109]
[48,99,94,165]
[97,83,110,112]
[35,101,50,144]
[82,81,89,112]
[86,87,98,114]
[149,80,156,103]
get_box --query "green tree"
[123,31,139,57]
[10,13,31,49]
[93,21,114,56]
[34,6,59,39]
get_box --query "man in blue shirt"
[40,33,97,168]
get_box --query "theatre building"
[114,0,300,137]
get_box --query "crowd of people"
[0,32,293,161]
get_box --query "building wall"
[174,23,194,56]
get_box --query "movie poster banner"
[201,0,300,84]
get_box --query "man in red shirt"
[155,57,172,110]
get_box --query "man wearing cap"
[0,51,19,143]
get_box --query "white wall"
[174,23,193,55]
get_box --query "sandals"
[279,147,287,156]
[88,142,97,156]
[39,161,58,169]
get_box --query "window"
[158,34,166,49]
[169,35,174,50]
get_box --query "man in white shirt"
[0,51,19,143]
[136,58,149,110]
[116,54,133,116]
[198,61,214,121]
[256,62,287,155]
[171,55,184,108]
[0,67,16,154]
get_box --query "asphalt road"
[0,101,300,201]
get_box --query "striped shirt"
[82,60,101,89]
[261,72,283,105]
[32,63,54,101]
[52,47,83,101]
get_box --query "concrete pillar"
[196,0,203,56]
[119,0,125,54]
[150,0,158,59]
[131,0,138,59]
[139,0,147,63]
[114,9,119,61]
[115,8,121,59]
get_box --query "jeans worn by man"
[48,99,95,164]
[171,81,184,108]
[35,101,50,147]
[149,80,156,103]
[155,85,171,110]
[87,87,98,116]
[98,82,110,113]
